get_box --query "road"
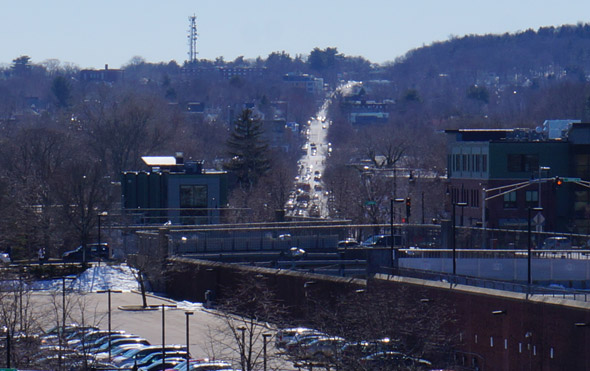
[288,82,361,218]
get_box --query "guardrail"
[379,266,590,302]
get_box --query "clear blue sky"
[2,0,590,69]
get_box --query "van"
[541,237,571,250]
[62,243,110,261]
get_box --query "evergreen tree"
[225,109,270,189]
[51,76,71,108]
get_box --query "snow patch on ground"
[30,264,141,292]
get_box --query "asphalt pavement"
[31,291,295,369]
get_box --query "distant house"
[80,64,124,83]
[282,73,324,94]
[186,102,205,113]
[341,100,389,124]
[121,153,228,225]
[181,66,265,80]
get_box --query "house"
[445,120,590,233]
[282,73,324,94]
[80,64,124,83]
[121,153,228,225]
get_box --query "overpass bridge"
[127,221,590,291]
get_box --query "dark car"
[361,235,393,248]
[62,243,109,261]
[337,238,360,249]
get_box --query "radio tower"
[188,15,198,63]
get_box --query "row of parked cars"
[276,327,435,370]
[34,324,238,370]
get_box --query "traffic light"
[405,197,411,222]
[555,176,563,187]
[553,176,563,191]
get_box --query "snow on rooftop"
[141,156,177,166]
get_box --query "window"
[482,154,488,172]
[179,184,208,224]
[475,154,481,172]
[525,190,538,208]
[575,154,590,179]
[507,154,539,172]
[462,155,468,172]
[504,191,517,209]
[455,154,461,171]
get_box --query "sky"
[2,0,590,69]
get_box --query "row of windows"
[450,187,481,208]
[449,153,488,173]
[503,190,538,209]
[507,154,539,172]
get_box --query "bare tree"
[207,273,287,371]
[306,284,459,370]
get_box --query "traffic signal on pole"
[553,176,563,191]
[405,197,411,221]
[555,176,563,186]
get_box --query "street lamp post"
[58,275,75,371]
[98,211,108,266]
[97,289,122,361]
[391,198,405,270]
[262,333,272,371]
[185,311,193,364]
[528,207,543,285]
[2,326,9,368]
[238,326,246,371]
[452,202,467,276]
[157,304,177,364]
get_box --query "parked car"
[115,345,188,368]
[171,359,233,371]
[299,336,346,362]
[0,252,10,264]
[337,238,360,249]
[360,351,432,370]
[361,235,393,247]
[69,330,126,350]
[62,243,110,261]
[542,237,572,250]
[276,327,318,348]
[93,336,150,353]
[285,333,327,358]
[340,338,398,360]
[140,357,187,371]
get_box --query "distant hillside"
[367,24,590,127]
[388,24,590,86]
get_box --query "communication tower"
[188,15,198,63]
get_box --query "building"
[80,64,124,83]
[445,121,590,234]
[282,73,324,94]
[340,99,390,125]
[121,153,228,225]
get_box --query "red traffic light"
[555,177,563,186]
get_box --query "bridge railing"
[380,266,590,302]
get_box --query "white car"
[0,253,10,264]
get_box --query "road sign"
[533,212,545,225]
[562,177,582,183]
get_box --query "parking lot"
[28,291,296,370]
